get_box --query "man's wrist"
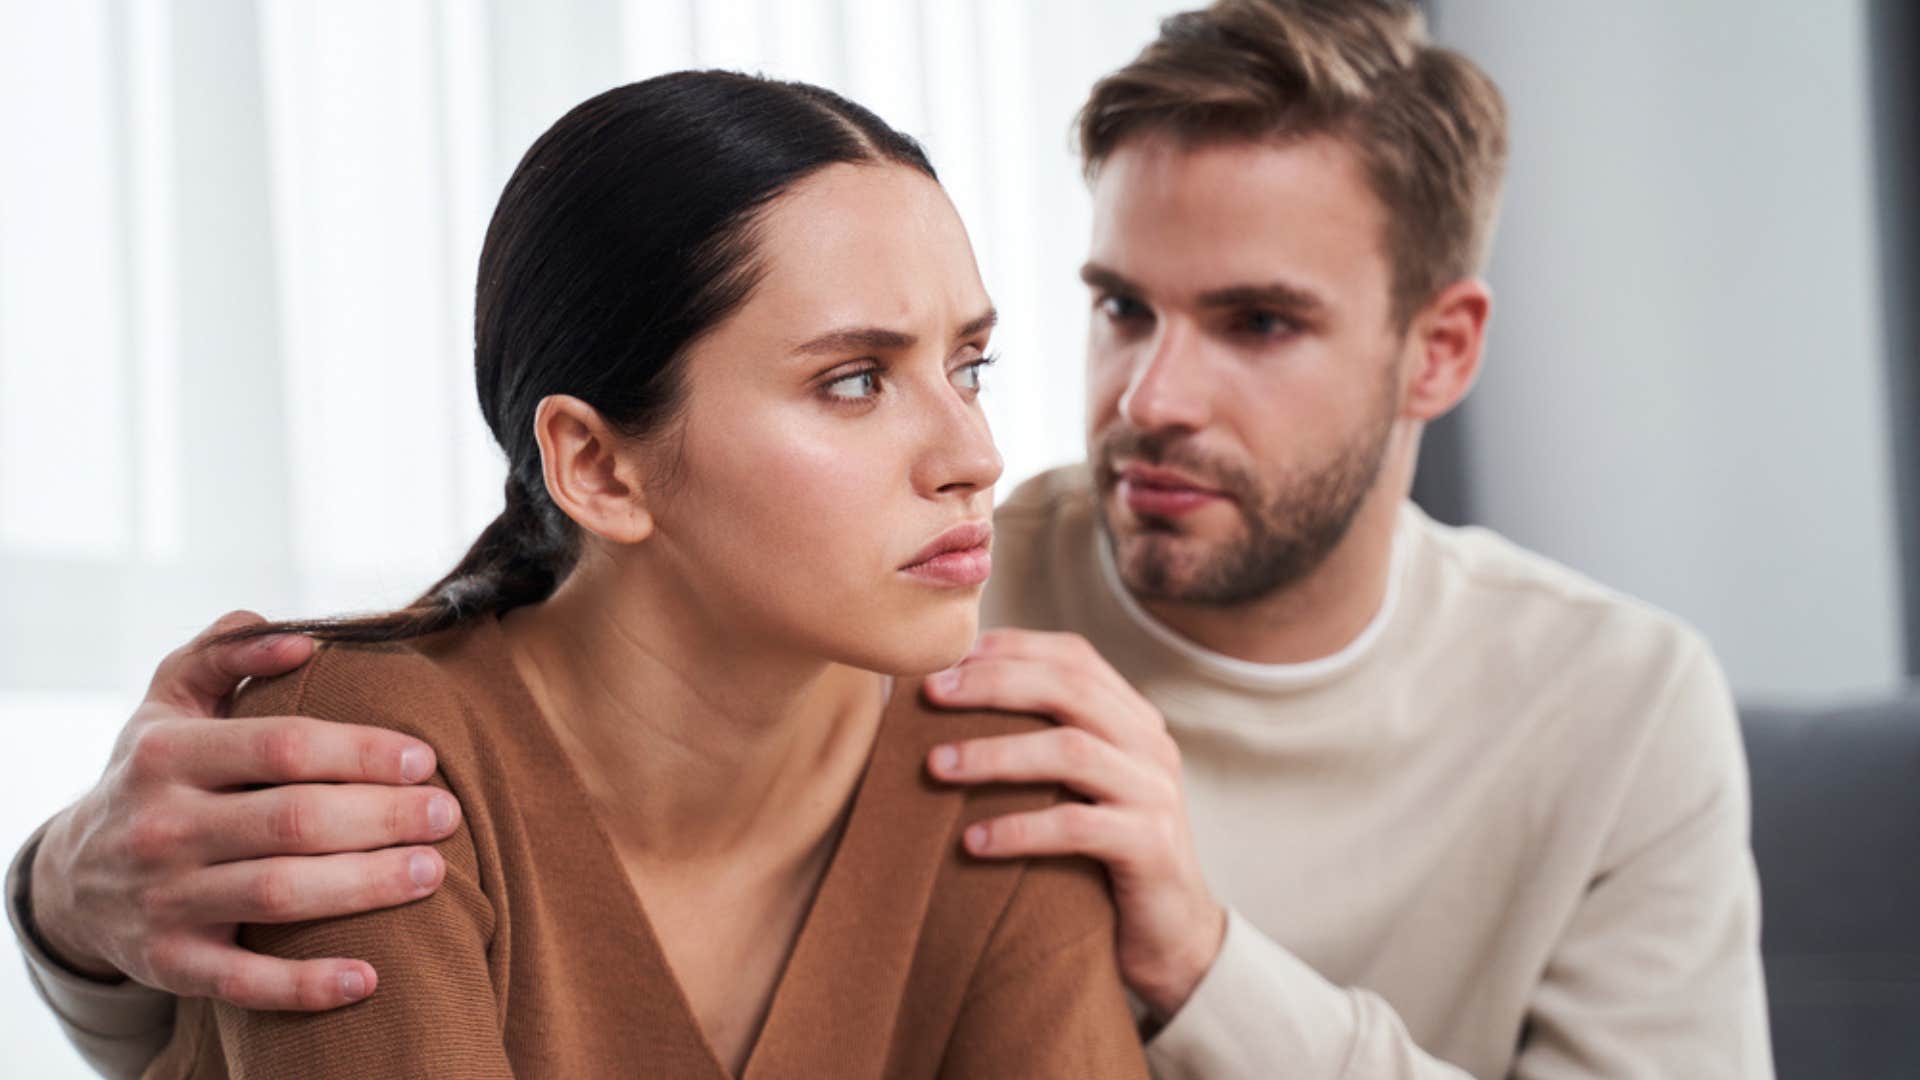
[19,815,125,982]
[1133,901,1229,1021]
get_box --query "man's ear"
[532,395,654,544]
[1401,278,1492,422]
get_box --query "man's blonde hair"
[1077,0,1508,327]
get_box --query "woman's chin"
[852,612,978,678]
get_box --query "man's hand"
[26,611,462,1011]
[922,628,1226,1020]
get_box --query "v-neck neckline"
[464,615,914,1079]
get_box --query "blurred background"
[1,0,1913,1074]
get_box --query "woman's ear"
[1401,278,1492,422]
[532,395,654,544]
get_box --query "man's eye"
[1238,310,1297,338]
[823,369,883,400]
[1099,295,1149,322]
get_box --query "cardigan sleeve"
[193,787,513,1080]
[938,853,1150,1079]
[145,653,516,1080]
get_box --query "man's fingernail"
[340,970,367,1000]
[931,745,960,774]
[400,748,431,782]
[409,852,439,888]
[427,795,455,833]
[965,824,989,852]
[930,669,961,693]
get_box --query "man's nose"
[1119,321,1212,434]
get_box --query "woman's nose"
[918,382,1003,498]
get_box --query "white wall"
[1432,0,1904,699]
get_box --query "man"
[10,2,1771,1077]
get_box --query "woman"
[141,72,1146,1078]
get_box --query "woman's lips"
[900,520,993,587]
[900,546,992,586]
[1117,466,1228,518]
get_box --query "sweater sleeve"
[1143,908,1475,1080]
[8,822,177,1080]
[938,854,1151,1079]
[1511,640,1773,1079]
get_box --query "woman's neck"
[496,557,887,866]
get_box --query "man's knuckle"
[141,936,188,982]
[213,967,254,1006]
[269,795,311,848]
[1060,729,1099,769]
[1058,804,1096,844]
[385,794,416,842]
[993,816,1024,847]
[358,735,383,782]
[125,724,177,781]
[250,870,298,919]
[295,968,335,1010]
[134,884,175,925]
[125,810,182,865]
[257,725,309,779]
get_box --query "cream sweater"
[981,466,1771,1078]
[12,465,1772,1078]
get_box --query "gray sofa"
[1742,691,1920,1078]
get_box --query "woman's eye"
[951,354,996,393]
[823,369,883,401]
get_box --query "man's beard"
[1093,384,1397,607]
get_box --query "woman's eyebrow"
[952,307,998,340]
[793,326,916,356]
[955,308,997,342]
[792,308,998,357]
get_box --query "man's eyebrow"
[1080,263,1139,296]
[1197,281,1328,316]
[1081,262,1329,318]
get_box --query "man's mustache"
[1093,428,1257,505]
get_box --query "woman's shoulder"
[229,621,506,753]
[877,680,1110,911]
[870,682,1127,1068]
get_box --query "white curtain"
[0,2,1173,1072]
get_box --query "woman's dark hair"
[214,71,936,648]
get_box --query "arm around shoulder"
[9,824,178,1080]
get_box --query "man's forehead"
[1087,131,1391,305]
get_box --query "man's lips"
[1114,463,1230,518]
[900,520,993,586]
